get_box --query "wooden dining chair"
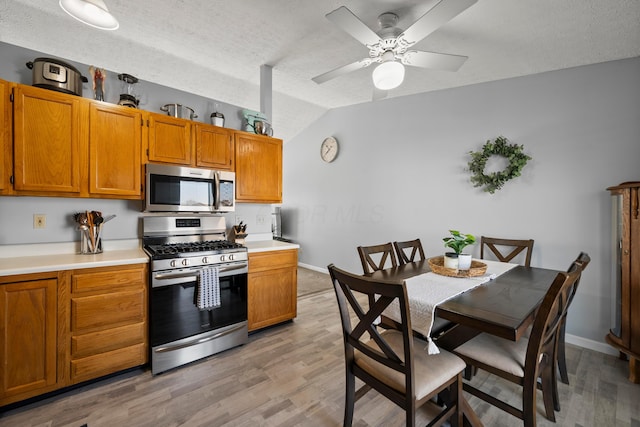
[556,252,591,386]
[328,264,466,427]
[393,239,426,265]
[357,242,397,275]
[451,259,585,427]
[480,236,534,267]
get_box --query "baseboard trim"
[298,262,329,274]
[565,334,619,356]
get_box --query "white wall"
[283,57,640,346]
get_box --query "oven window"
[150,273,247,347]
[150,174,214,207]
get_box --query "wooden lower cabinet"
[0,263,148,407]
[70,264,148,384]
[0,271,67,406]
[248,249,297,331]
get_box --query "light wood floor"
[1,286,639,426]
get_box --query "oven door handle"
[154,323,246,353]
[152,264,248,287]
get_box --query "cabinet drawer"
[72,267,145,293]
[72,289,144,333]
[72,322,145,358]
[249,249,297,272]
[70,343,146,384]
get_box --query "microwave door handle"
[214,171,221,210]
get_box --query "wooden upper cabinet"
[147,112,192,165]
[13,85,84,194]
[194,123,234,170]
[234,132,282,203]
[0,79,11,194]
[89,103,143,198]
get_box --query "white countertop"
[0,240,148,277]
[0,238,299,277]
[244,239,299,253]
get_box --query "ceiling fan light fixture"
[59,0,119,31]
[372,60,405,90]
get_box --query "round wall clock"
[320,137,339,163]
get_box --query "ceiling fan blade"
[326,6,381,47]
[312,58,373,84]
[401,50,468,71]
[398,0,477,46]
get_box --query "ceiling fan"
[312,0,477,94]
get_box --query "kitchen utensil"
[253,120,273,136]
[160,103,198,120]
[26,57,88,96]
[118,73,140,108]
[210,111,225,127]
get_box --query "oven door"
[150,262,248,348]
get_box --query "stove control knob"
[220,255,226,262]
[202,257,209,264]
[229,254,235,261]
[170,260,177,268]
[181,259,189,266]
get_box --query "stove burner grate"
[146,240,244,256]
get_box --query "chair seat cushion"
[454,333,529,377]
[355,330,465,401]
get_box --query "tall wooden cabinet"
[235,132,282,203]
[606,182,640,383]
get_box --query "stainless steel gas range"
[142,214,248,375]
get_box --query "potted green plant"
[443,230,476,270]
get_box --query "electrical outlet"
[256,214,265,225]
[33,214,46,229]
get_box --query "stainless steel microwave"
[144,164,235,213]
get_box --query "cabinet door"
[147,112,192,165]
[235,133,282,203]
[195,123,234,170]
[0,79,11,194]
[248,250,297,331]
[89,103,143,198]
[13,85,83,194]
[0,278,59,402]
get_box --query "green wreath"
[467,136,531,194]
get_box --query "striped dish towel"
[196,267,221,310]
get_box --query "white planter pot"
[458,253,472,270]
[444,253,459,269]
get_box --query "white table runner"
[384,259,518,354]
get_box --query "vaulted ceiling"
[2,0,639,141]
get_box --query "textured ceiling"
[1,0,639,141]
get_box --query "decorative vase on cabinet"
[605,181,640,384]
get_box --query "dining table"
[366,257,563,426]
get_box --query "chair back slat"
[481,236,535,267]
[329,264,411,376]
[525,265,584,379]
[357,243,398,274]
[393,239,426,265]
